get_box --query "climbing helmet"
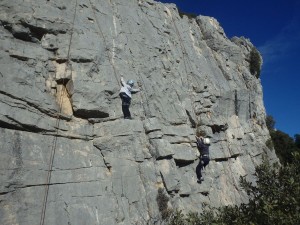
[127,80,134,87]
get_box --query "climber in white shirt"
[119,76,141,119]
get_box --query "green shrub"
[270,129,299,164]
[235,153,300,225]
[295,134,300,148]
[249,47,262,78]
[167,209,217,225]
[266,115,300,164]
[266,115,275,131]
[166,153,300,225]
[178,11,197,19]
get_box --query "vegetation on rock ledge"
[159,115,300,225]
[249,47,262,78]
[163,153,300,225]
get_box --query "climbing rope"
[39,1,78,225]
[171,6,228,134]
[136,72,151,118]
[167,8,240,161]
[234,89,248,149]
[166,9,249,203]
[88,0,121,87]
[136,79,148,119]
[116,10,151,119]
[214,89,248,159]
[167,8,201,128]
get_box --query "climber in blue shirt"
[195,134,210,183]
[119,76,141,119]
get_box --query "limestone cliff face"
[0,0,277,224]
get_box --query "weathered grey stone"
[157,159,180,192]
[172,144,197,162]
[41,34,59,51]
[209,141,231,160]
[94,119,144,137]
[150,139,174,159]
[162,124,195,144]
[94,134,150,163]
[162,124,194,137]
[143,117,162,133]
[163,135,191,144]
[0,0,279,224]
[147,130,164,139]
[177,168,198,196]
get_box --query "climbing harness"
[39,1,78,225]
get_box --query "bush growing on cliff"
[165,153,300,225]
[266,115,275,130]
[232,153,300,225]
[266,138,274,150]
[295,134,300,148]
[249,47,262,78]
[269,129,299,164]
[167,210,215,225]
[178,7,197,19]
[266,115,300,164]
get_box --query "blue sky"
[158,0,300,138]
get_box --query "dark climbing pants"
[196,155,210,180]
[119,93,131,119]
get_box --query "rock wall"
[0,0,277,224]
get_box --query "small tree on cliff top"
[249,47,262,78]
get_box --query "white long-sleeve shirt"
[119,77,140,98]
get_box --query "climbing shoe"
[197,178,204,183]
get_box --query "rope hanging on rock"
[88,0,121,87]
[136,74,151,119]
[167,7,200,128]
[39,1,78,225]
